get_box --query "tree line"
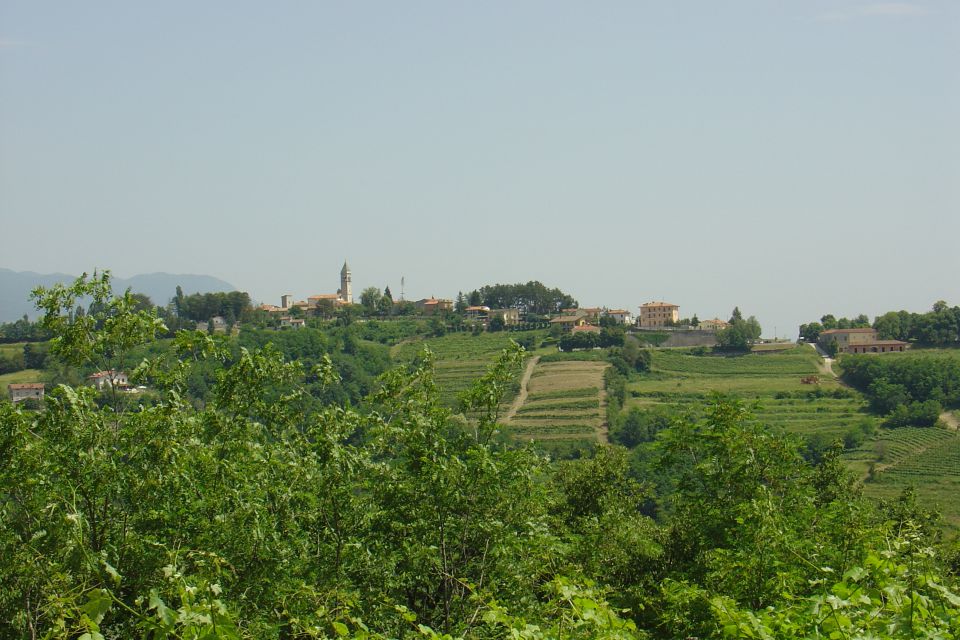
[459,281,578,315]
[842,352,960,427]
[800,301,960,346]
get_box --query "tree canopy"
[467,281,577,315]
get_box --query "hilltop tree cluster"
[173,288,252,324]
[714,307,762,350]
[462,281,577,315]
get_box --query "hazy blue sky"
[2,1,958,337]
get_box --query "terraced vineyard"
[626,346,866,441]
[505,359,608,456]
[847,426,960,533]
[391,330,545,407]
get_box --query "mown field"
[505,358,608,457]
[391,330,546,407]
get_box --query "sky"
[1,1,958,338]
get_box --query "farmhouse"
[416,298,454,315]
[846,340,909,354]
[639,301,680,328]
[570,324,601,335]
[8,382,44,404]
[489,308,520,326]
[465,306,490,322]
[818,328,908,354]
[88,370,129,391]
[279,316,306,329]
[550,315,590,331]
[699,318,730,331]
[604,309,633,325]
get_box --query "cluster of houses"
[8,369,142,405]
[258,262,353,329]
[254,263,741,336]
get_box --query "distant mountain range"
[0,268,237,323]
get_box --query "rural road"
[807,342,836,377]
[503,355,540,423]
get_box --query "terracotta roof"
[550,315,585,323]
[465,306,490,312]
[571,324,601,333]
[640,301,678,308]
[606,309,630,314]
[88,370,123,379]
[821,328,875,334]
[308,294,341,300]
[8,383,44,389]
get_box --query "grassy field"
[392,330,546,407]
[505,359,608,455]
[0,369,44,386]
[0,342,26,358]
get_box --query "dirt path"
[597,379,610,444]
[503,356,540,423]
[807,342,836,377]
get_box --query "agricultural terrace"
[626,346,868,441]
[506,358,608,457]
[391,330,546,408]
[845,426,960,534]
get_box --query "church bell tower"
[340,261,352,303]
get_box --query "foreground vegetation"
[3,276,960,639]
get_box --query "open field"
[506,359,608,454]
[0,342,26,358]
[0,369,44,386]
[392,330,546,407]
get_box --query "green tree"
[360,286,382,315]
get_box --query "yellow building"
[639,301,679,328]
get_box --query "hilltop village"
[251,261,741,346]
